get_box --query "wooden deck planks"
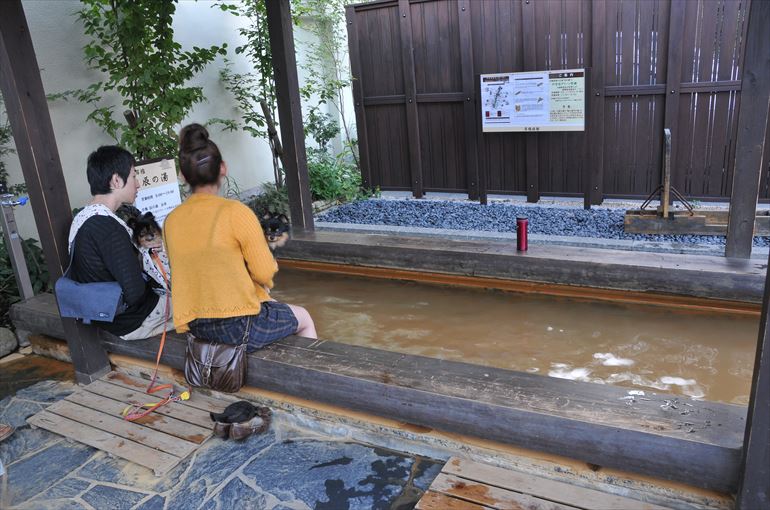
[416,491,490,510]
[418,457,673,510]
[28,411,181,476]
[429,472,573,510]
[27,371,222,476]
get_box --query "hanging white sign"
[133,158,181,227]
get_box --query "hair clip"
[196,155,211,166]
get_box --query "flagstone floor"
[0,380,442,510]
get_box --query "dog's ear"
[262,212,274,221]
[126,217,137,229]
[143,211,156,221]
[277,214,289,225]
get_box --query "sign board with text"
[134,158,181,227]
[481,69,585,132]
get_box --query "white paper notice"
[481,69,585,132]
[133,158,181,227]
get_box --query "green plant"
[307,148,373,203]
[247,182,290,218]
[0,103,26,196]
[0,238,49,328]
[295,0,359,168]
[50,0,227,160]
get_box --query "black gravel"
[317,199,770,247]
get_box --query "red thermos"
[516,216,528,251]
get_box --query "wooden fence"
[346,0,769,203]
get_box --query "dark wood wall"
[347,0,766,202]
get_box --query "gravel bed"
[317,199,770,247]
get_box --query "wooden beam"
[661,0,686,210]
[457,1,481,203]
[587,0,606,206]
[737,247,770,507]
[726,0,770,259]
[521,0,539,203]
[265,0,314,230]
[735,3,770,499]
[398,0,424,198]
[345,6,373,190]
[0,0,110,384]
[273,230,765,303]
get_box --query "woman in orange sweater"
[164,124,316,349]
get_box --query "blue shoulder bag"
[54,240,126,324]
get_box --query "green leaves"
[0,237,49,328]
[57,0,227,160]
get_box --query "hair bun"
[179,123,210,153]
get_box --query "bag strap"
[63,240,76,278]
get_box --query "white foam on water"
[546,326,554,331]
[593,352,635,367]
[548,366,592,381]
[660,376,697,386]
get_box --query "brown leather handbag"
[184,318,250,393]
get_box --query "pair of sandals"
[210,401,272,441]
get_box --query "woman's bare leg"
[287,304,317,339]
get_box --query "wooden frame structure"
[0,0,767,504]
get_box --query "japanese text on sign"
[134,158,181,227]
[481,69,585,132]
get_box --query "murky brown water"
[272,269,758,405]
[0,355,75,400]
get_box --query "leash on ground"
[122,251,190,421]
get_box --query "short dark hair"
[178,123,222,189]
[86,146,135,195]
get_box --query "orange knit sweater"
[164,193,277,333]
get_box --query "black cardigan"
[70,215,159,336]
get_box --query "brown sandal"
[0,424,14,442]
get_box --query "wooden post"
[398,0,424,198]
[725,0,770,259]
[661,0,686,209]
[737,246,770,507]
[0,0,111,383]
[457,1,481,203]
[735,2,770,506]
[588,0,606,206]
[521,0,539,203]
[265,0,314,230]
[345,6,373,190]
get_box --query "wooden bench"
[12,293,746,493]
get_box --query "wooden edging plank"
[416,490,491,510]
[46,399,196,458]
[430,472,574,510]
[84,380,214,432]
[443,458,670,510]
[63,390,210,445]
[101,372,232,415]
[28,411,179,476]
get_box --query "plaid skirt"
[188,301,299,352]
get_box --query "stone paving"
[0,381,443,509]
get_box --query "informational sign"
[481,69,585,132]
[134,158,181,227]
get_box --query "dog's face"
[127,212,162,249]
[260,212,290,250]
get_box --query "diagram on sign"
[481,69,585,132]
[482,76,513,122]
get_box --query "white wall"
[4,0,347,241]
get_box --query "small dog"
[260,212,291,250]
[116,204,169,290]
[127,211,163,249]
